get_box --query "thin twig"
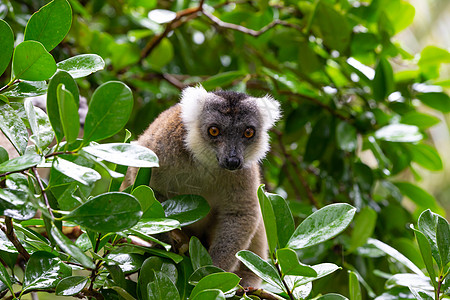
[274,261,295,300]
[1,217,30,260]
[31,167,54,219]
[0,79,20,94]
[236,287,286,300]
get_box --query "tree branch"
[1,217,30,260]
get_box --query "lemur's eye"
[244,127,255,138]
[208,126,220,137]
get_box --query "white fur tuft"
[180,85,209,125]
[254,95,281,130]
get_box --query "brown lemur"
[124,85,281,287]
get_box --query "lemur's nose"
[224,157,241,170]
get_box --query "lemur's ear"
[180,84,209,125]
[255,95,282,129]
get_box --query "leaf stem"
[0,217,30,260]
[0,79,20,94]
[31,167,54,219]
[274,261,295,300]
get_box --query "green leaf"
[336,121,357,152]
[400,112,440,129]
[0,95,7,104]
[285,263,340,286]
[2,80,47,98]
[394,182,441,213]
[104,264,126,289]
[132,185,165,219]
[436,216,449,267]
[57,54,105,78]
[0,154,42,173]
[110,42,140,70]
[412,226,437,289]
[367,238,425,276]
[0,260,13,295]
[236,250,284,290]
[24,0,72,52]
[348,207,377,253]
[22,251,71,292]
[82,143,159,167]
[349,271,362,300]
[55,276,89,296]
[138,256,178,299]
[257,186,278,255]
[316,294,349,300]
[189,266,224,285]
[0,146,8,163]
[409,287,434,300]
[105,253,146,274]
[0,19,14,77]
[57,84,80,144]
[372,57,394,101]
[0,103,28,155]
[202,71,245,90]
[24,100,55,151]
[147,271,180,300]
[50,224,95,269]
[128,218,180,240]
[0,189,36,220]
[276,248,317,277]
[304,116,331,162]
[47,70,79,143]
[287,203,356,249]
[189,272,241,299]
[267,192,295,249]
[375,124,422,142]
[162,195,210,227]
[12,41,56,81]
[83,81,133,143]
[418,209,447,269]
[417,92,450,113]
[145,38,174,71]
[190,236,213,271]
[385,273,432,290]
[418,46,450,79]
[191,289,225,300]
[312,1,351,53]
[52,157,101,186]
[406,143,443,171]
[64,192,142,233]
[384,0,415,33]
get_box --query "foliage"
[0,0,449,299]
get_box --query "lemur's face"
[180,87,281,170]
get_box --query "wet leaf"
[57,54,105,78]
[162,195,210,227]
[0,19,14,77]
[55,276,89,296]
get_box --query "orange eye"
[244,127,255,138]
[208,126,220,137]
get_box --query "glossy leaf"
[349,271,362,300]
[367,238,424,276]
[0,146,8,163]
[24,0,72,52]
[418,209,449,268]
[190,236,213,271]
[2,80,47,98]
[0,153,42,173]
[57,54,105,78]
[409,287,435,300]
[105,253,146,274]
[0,261,13,295]
[22,251,71,292]
[52,157,101,186]
[336,121,357,152]
[162,194,210,226]
[257,185,278,255]
[412,226,437,289]
[24,100,55,150]
[0,103,28,155]
[202,71,245,90]
[188,266,224,285]
[147,271,180,300]
[267,192,295,249]
[287,263,340,286]
[189,272,240,299]
[348,207,377,253]
[55,276,89,296]
[50,225,95,269]
[0,19,14,76]
[236,250,284,290]
[138,256,178,299]
[129,218,180,235]
[47,70,80,143]
[276,248,317,277]
[132,185,165,218]
[64,192,142,233]
[385,273,432,290]
[436,216,449,267]
[0,189,36,220]
[317,294,349,300]
[83,81,133,143]
[57,84,80,144]
[287,203,356,249]
[417,92,450,113]
[191,289,225,300]
[82,143,159,167]
[375,124,422,142]
[12,40,56,81]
